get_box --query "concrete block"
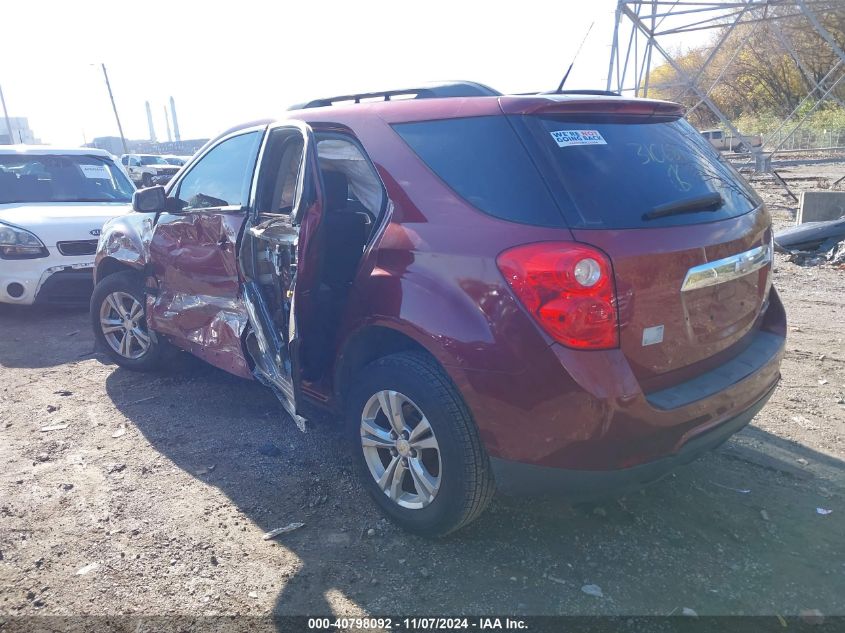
[797,191,845,224]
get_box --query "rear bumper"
[452,286,786,476]
[491,380,776,498]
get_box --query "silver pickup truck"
[701,129,763,152]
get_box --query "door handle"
[218,236,229,249]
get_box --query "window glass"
[393,117,563,227]
[317,136,384,216]
[518,116,759,228]
[176,131,262,210]
[0,154,134,204]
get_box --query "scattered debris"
[194,465,216,476]
[46,404,60,413]
[816,508,832,516]
[39,424,68,433]
[36,453,50,462]
[544,573,567,586]
[248,591,258,599]
[107,463,126,474]
[111,427,126,438]
[681,608,698,617]
[75,563,99,575]
[818,379,829,385]
[797,458,809,465]
[420,567,431,579]
[66,330,79,337]
[581,584,604,598]
[592,506,607,518]
[760,510,770,521]
[711,481,751,494]
[262,522,304,540]
[774,217,845,252]
[366,528,376,537]
[54,390,73,397]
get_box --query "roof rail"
[288,81,501,110]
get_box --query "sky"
[2,0,707,146]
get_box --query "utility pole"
[101,64,128,154]
[0,83,14,145]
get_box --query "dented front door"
[147,128,264,378]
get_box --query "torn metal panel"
[148,291,251,378]
[95,212,155,279]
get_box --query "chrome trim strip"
[681,243,771,292]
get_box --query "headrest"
[322,170,348,212]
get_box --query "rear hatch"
[504,97,772,388]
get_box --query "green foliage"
[644,3,845,128]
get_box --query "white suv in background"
[0,146,134,306]
[120,154,181,187]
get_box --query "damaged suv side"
[92,83,785,536]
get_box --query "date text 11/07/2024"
[307,617,528,630]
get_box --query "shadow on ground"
[0,304,92,369]
[102,352,845,618]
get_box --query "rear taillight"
[496,242,619,350]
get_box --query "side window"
[394,116,562,227]
[317,135,385,218]
[254,128,305,215]
[121,156,128,165]
[175,131,262,210]
[129,157,140,167]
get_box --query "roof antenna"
[556,21,594,93]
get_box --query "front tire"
[91,270,163,371]
[347,352,494,537]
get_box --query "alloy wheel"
[99,291,151,360]
[360,390,442,509]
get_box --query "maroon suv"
[91,82,785,536]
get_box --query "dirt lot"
[1,165,844,625]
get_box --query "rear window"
[516,116,760,229]
[394,115,760,230]
[392,117,563,227]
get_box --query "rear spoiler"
[499,96,685,118]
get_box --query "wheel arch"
[95,257,143,285]
[333,324,440,405]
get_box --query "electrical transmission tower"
[607,1,845,176]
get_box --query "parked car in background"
[92,82,785,536]
[120,154,181,187]
[162,155,192,167]
[0,146,133,305]
[701,128,763,152]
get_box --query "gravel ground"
[1,165,844,627]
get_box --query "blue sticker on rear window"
[550,130,607,147]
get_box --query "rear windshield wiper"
[643,192,724,221]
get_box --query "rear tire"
[347,352,494,537]
[91,270,163,371]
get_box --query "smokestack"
[163,105,172,142]
[170,96,181,141]
[145,101,157,142]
